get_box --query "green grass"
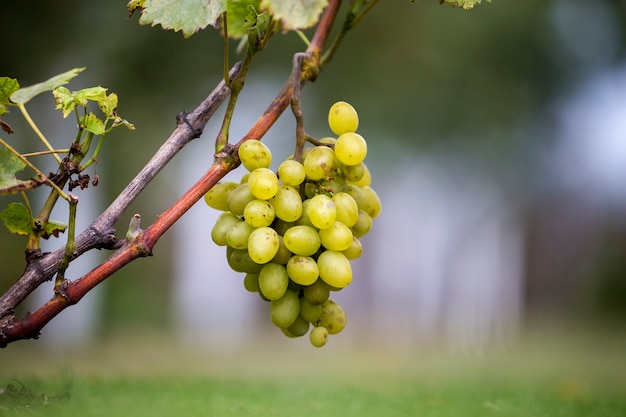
[1,329,625,417]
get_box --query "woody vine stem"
[0,0,377,347]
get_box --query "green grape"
[244,199,275,228]
[318,299,346,335]
[238,140,272,171]
[344,184,364,207]
[227,183,256,216]
[319,175,347,195]
[240,172,250,183]
[303,146,338,181]
[271,236,292,265]
[204,181,238,211]
[309,326,329,348]
[286,315,310,337]
[273,219,296,236]
[349,164,371,187]
[258,263,289,300]
[328,101,359,136]
[358,186,382,219]
[278,159,306,187]
[283,225,321,256]
[334,132,367,166]
[296,199,317,229]
[270,289,300,328]
[211,212,241,246]
[248,167,279,200]
[300,297,322,323]
[341,162,365,183]
[225,220,254,249]
[319,137,337,145]
[317,250,352,289]
[248,227,280,264]
[286,255,319,286]
[303,279,331,305]
[269,185,302,222]
[341,236,362,260]
[332,192,359,227]
[227,247,263,274]
[307,194,336,229]
[318,221,353,252]
[243,273,260,292]
[351,210,372,238]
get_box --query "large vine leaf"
[260,0,328,31]
[134,0,226,38]
[10,68,86,105]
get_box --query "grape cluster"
[204,101,381,347]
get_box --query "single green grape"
[226,247,263,274]
[248,167,279,200]
[334,132,367,166]
[309,326,329,348]
[332,192,359,227]
[243,199,275,228]
[358,185,382,219]
[258,262,289,300]
[283,225,321,256]
[248,227,280,264]
[351,209,372,238]
[300,297,322,323]
[243,273,260,292]
[318,299,346,335]
[227,183,256,216]
[341,236,362,260]
[296,199,317,229]
[269,289,300,328]
[204,181,238,211]
[225,220,254,249]
[317,250,352,289]
[211,212,241,246]
[341,162,365,183]
[302,278,331,305]
[303,146,338,181]
[271,236,292,265]
[328,101,359,136]
[286,255,319,286]
[318,221,353,252]
[286,315,310,337]
[278,159,306,187]
[269,185,303,222]
[348,164,371,187]
[307,194,336,230]
[238,140,272,171]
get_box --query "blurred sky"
[1,0,626,350]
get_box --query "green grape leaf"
[74,86,108,107]
[100,92,118,118]
[82,113,106,135]
[0,202,32,236]
[53,86,76,118]
[10,68,86,105]
[128,0,146,17]
[0,77,19,116]
[42,219,67,239]
[226,0,262,39]
[0,146,28,192]
[437,0,491,10]
[135,0,226,38]
[260,0,327,31]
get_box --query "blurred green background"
[1,0,625,359]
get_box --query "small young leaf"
[74,86,108,107]
[0,146,28,191]
[226,0,262,39]
[53,86,77,118]
[100,93,119,118]
[0,202,32,236]
[81,113,106,135]
[437,0,491,10]
[10,68,86,105]
[260,0,327,31]
[42,220,67,239]
[137,0,226,38]
[0,77,19,116]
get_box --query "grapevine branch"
[0,0,346,347]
